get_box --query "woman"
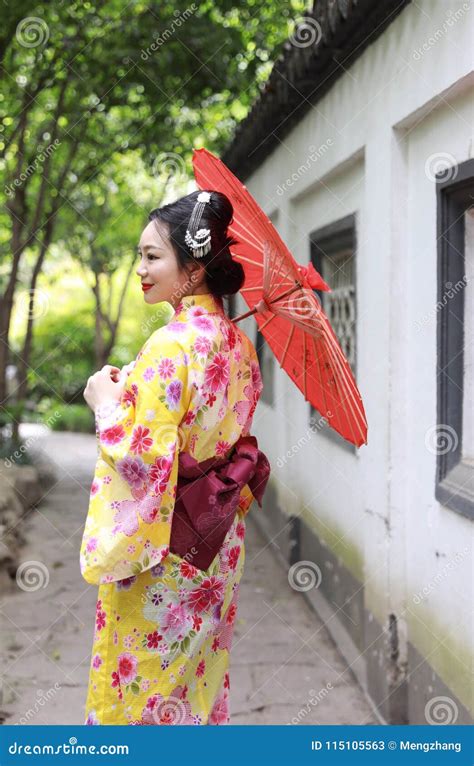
[80,189,270,725]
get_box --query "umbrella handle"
[230,282,302,324]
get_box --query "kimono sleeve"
[80,331,191,585]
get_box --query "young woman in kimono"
[81,189,269,725]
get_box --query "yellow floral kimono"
[80,292,263,725]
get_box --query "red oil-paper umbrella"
[192,147,368,448]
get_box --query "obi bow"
[169,434,271,571]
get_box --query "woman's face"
[136,219,204,308]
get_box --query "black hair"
[148,189,245,301]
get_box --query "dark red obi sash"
[169,435,270,571]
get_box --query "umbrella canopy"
[192,147,368,448]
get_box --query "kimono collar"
[172,292,225,318]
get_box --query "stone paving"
[0,427,377,725]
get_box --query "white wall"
[240,0,473,714]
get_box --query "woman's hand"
[83,365,126,413]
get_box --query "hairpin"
[184,191,212,258]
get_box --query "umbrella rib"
[236,254,264,269]
[311,335,332,427]
[303,330,307,400]
[259,312,277,331]
[280,324,295,367]
[321,323,367,428]
[313,333,358,445]
[317,328,367,442]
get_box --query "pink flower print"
[233,399,251,426]
[188,305,208,319]
[149,454,172,482]
[222,322,237,350]
[161,603,191,641]
[122,387,137,407]
[191,314,214,333]
[251,360,262,390]
[215,440,231,457]
[117,455,148,488]
[112,494,159,536]
[166,379,182,410]
[86,537,97,553]
[207,392,217,407]
[194,335,211,355]
[117,652,138,685]
[103,475,112,484]
[236,521,245,540]
[96,607,106,632]
[130,425,153,454]
[145,630,162,649]
[226,603,237,625]
[209,690,229,724]
[90,479,100,496]
[187,576,225,614]
[205,352,230,392]
[157,358,176,379]
[166,321,187,334]
[143,366,155,382]
[228,546,241,571]
[196,660,205,677]
[92,654,102,670]
[100,424,126,445]
[180,561,198,579]
[141,686,194,725]
[183,409,196,425]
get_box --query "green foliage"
[35,400,95,434]
[1,0,309,423]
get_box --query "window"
[309,214,357,453]
[435,158,474,519]
[255,326,274,406]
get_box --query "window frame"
[435,158,474,520]
[309,213,358,455]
